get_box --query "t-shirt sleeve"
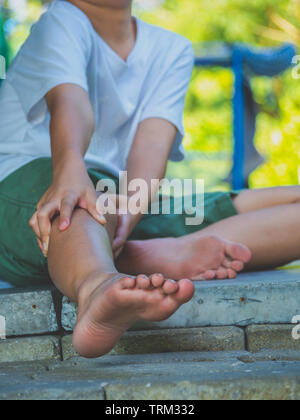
[139,41,194,161]
[8,8,91,123]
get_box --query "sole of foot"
[73,273,194,358]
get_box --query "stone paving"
[0,269,300,400]
[1,351,300,400]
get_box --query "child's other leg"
[184,186,300,271]
[206,185,300,270]
[117,186,300,278]
[194,204,300,271]
[47,209,194,358]
[117,235,251,281]
[233,186,300,214]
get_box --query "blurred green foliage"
[140,0,300,188]
[4,0,300,189]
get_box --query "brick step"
[1,269,299,337]
[1,324,299,363]
[61,269,300,330]
[1,351,300,400]
[1,269,300,364]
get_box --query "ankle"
[76,271,118,307]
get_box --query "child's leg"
[233,186,300,214]
[47,208,194,358]
[118,186,300,277]
[117,235,251,281]
[193,200,300,270]
[203,185,300,270]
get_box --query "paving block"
[51,354,300,400]
[0,288,58,336]
[59,350,248,368]
[105,375,300,400]
[246,325,300,352]
[1,352,300,400]
[61,270,300,331]
[0,382,105,400]
[62,326,245,359]
[238,349,300,363]
[0,336,61,363]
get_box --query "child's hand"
[29,163,106,257]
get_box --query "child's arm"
[29,84,106,256]
[113,117,177,257]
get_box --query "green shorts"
[0,158,238,287]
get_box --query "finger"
[114,245,125,260]
[88,204,107,225]
[36,237,44,254]
[59,196,77,231]
[85,194,107,225]
[113,235,125,252]
[37,203,58,254]
[29,212,42,240]
[113,219,127,251]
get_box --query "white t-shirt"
[0,0,194,182]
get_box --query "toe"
[197,270,216,281]
[227,268,237,279]
[173,279,195,303]
[204,270,217,280]
[231,260,244,272]
[150,273,165,288]
[222,258,233,269]
[136,274,151,289]
[191,270,216,281]
[162,279,178,295]
[119,276,136,289]
[226,242,252,263]
[216,267,228,280]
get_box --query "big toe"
[225,241,252,263]
[173,279,195,304]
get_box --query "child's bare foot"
[73,273,194,358]
[117,235,251,281]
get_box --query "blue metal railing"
[195,51,246,190]
[194,43,296,190]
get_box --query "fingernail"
[60,221,69,230]
[43,239,49,255]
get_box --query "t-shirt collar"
[95,17,142,67]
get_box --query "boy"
[1,0,300,358]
